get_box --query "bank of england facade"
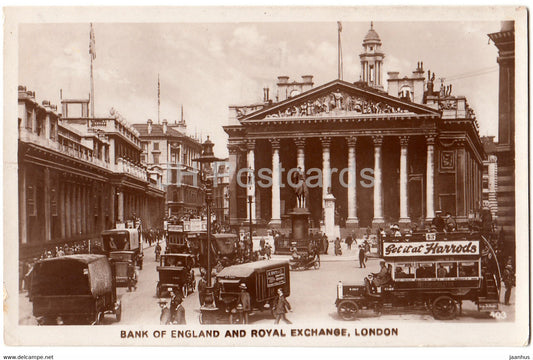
[224,24,485,232]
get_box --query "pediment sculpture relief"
[264,89,410,119]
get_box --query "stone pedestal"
[290,207,310,246]
[323,192,339,240]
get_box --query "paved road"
[18,243,515,325]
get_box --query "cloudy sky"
[19,20,501,157]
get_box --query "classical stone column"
[346,136,359,227]
[372,135,385,225]
[65,182,71,238]
[246,140,256,222]
[269,138,281,225]
[44,168,51,242]
[117,189,124,223]
[19,167,27,244]
[321,137,331,208]
[426,135,436,220]
[399,136,410,224]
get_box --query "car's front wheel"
[337,300,359,321]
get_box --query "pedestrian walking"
[502,264,515,305]
[345,235,353,250]
[198,274,207,306]
[322,234,329,255]
[358,245,366,268]
[334,237,342,256]
[273,288,292,324]
[239,283,252,324]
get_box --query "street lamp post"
[193,136,221,289]
[248,194,253,253]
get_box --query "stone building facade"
[18,87,165,260]
[488,21,515,257]
[224,24,485,232]
[132,118,204,218]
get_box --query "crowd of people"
[141,228,165,247]
[19,239,95,292]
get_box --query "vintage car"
[101,228,144,270]
[289,246,320,270]
[109,251,138,291]
[29,254,122,325]
[335,231,502,321]
[156,254,196,298]
[199,259,290,324]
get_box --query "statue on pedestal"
[291,167,309,209]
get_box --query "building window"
[142,143,147,151]
[26,110,32,130]
[140,154,146,163]
[27,185,36,216]
[173,191,179,202]
[171,169,178,184]
[153,142,159,151]
[153,153,159,164]
[49,122,56,140]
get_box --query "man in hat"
[372,261,392,288]
[445,212,457,232]
[358,245,366,268]
[169,290,186,324]
[273,288,292,324]
[239,283,252,324]
[197,273,208,306]
[431,211,445,232]
[502,264,515,305]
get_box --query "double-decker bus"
[335,231,503,320]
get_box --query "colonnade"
[242,134,436,226]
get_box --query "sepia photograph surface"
[3,6,529,348]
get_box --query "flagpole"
[89,23,95,118]
[157,74,161,125]
[337,21,343,80]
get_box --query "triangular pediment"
[240,79,438,122]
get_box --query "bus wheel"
[337,300,359,321]
[432,296,457,320]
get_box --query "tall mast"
[89,23,96,117]
[157,74,161,125]
[337,21,343,80]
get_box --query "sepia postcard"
[3,5,529,349]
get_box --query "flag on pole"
[89,23,96,60]
[337,21,342,32]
